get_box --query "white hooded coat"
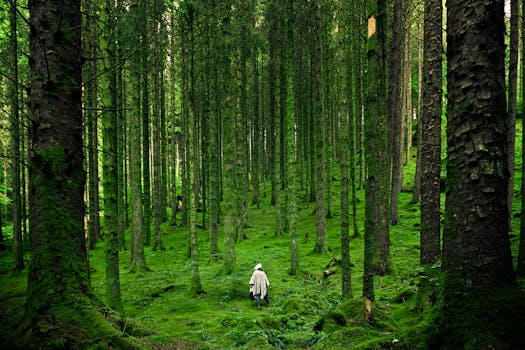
[249,265,269,298]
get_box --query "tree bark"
[507,0,518,229]
[9,0,24,273]
[519,0,525,277]
[429,1,521,347]
[420,0,442,266]
[365,0,390,296]
[388,0,404,226]
[313,0,327,254]
[101,0,122,310]
[24,2,134,346]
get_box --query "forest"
[1,0,525,349]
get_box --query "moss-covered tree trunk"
[388,0,403,226]
[24,2,135,347]
[141,1,152,245]
[366,0,390,277]
[208,13,220,257]
[429,0,524,347]
[84,0,101,250]
[339,0,354,299]
[9,0,23,273]
[101,0,122,310]
[412,19,424,205]
[116,36,126,251]
[312,0,327,254]
[364,0,389,311]
[220,5,237,275]
[130,0,148,273]
[152,0,165,252]
[507,0,518,229]
[420,0,442,267]
[251,44,261,208]
[169,9,179,228]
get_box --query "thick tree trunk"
[430,1,522,347]
[444,0,514,293]
[24,2,135,347]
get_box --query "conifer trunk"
[364,0,389,305]
[9,0,23,272]
[313,0,327,254]
[101,0,122,310]
[420,0,442,266]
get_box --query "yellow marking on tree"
[368,16,376,38]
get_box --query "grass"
[1,146,524,349]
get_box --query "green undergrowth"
[1,146,524,348]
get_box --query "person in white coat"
[249,263,270,307]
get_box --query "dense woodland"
[1,0,525,349]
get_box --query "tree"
[152,0,165,252]
[312,0,328,254]
[130,0,148,273]
[429,1,524,347]
[420,0,442,266]
[507,0,518,229]
[364,0,389,318]
[9,0,23,273]
[142,0,152,245]
[388,0,403,226]
[101,0,122,310]
[24,1,134,347]
[519,0,525,277]
[338,0,354,299]
[84,0,101,250]
[220,3,237,275]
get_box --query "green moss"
[427,286,525,350]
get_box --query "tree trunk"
[420,0,442,266]
[365,0,390,302]
[85,0,101,249]
[431,0,521,346]
[313,0,327,254]
[412,19,424,205]
[388,0,404,226]
[152,0,164,252]
[519,0,525,277]
[507,0,518,228]
[101,0,122,310]
[142,2,152,245]
[220,8,237,275]
[130,0,148,273]
[9,0,23,273]
[24,2,134,347]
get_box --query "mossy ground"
[1,131,524,348]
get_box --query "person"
[249,263,270,307]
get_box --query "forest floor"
[1,155,524,349]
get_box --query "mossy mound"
[18,301,146,350]
[426,286,525,350]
